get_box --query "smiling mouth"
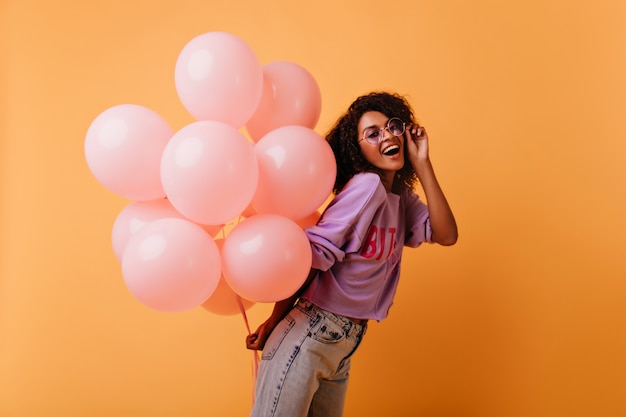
[382,144,400,156]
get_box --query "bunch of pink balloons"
[84,31,335,314]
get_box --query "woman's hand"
[404,123,458,246]
[405,123,429,164]
[246,270,318,351]
[246,318,277,351]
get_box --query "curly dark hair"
[326,91,419,194]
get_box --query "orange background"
[2,1,625,416]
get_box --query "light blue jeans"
[250,298,367,417]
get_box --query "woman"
[246,92,458,417]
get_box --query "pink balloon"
[111,199,222,262]
[245,61,322,142]
[84,104,173,200]
[122,218,221,312]
[160,121,258,225]
[202,277,255,316]
[174,32,263,128]
[252,126,336,220]
[222,214,312,303]
[200,237,255,315]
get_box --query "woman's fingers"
[246,333,258,349]
[407,123,425,138]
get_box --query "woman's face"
[357,111,405,189]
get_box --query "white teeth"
[382,144,399,155]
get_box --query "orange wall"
[2,1,625,416]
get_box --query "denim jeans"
[250,298,367,417]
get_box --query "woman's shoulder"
[344,172,384,190]
[333,172,387,206]
[319,173,388,227]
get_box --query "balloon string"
[237,295,259,405]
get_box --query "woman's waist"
[297,298,369,327]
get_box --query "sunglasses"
[359,118,406,145]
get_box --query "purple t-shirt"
[302,172,432,321]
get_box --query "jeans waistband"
[296,298,367,337]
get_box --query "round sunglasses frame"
[359,117,406,145]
